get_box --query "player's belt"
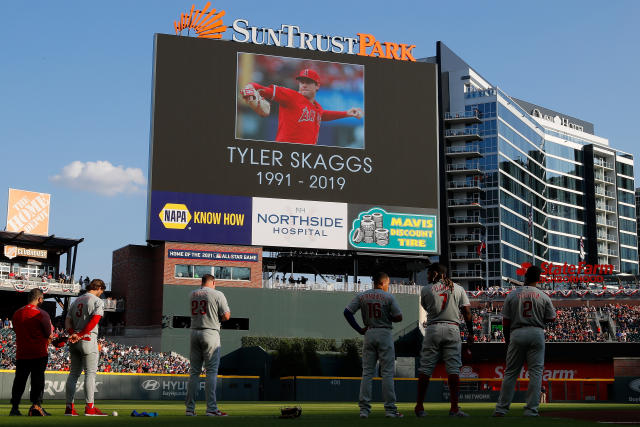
[428,321,459,326]
[368,326,392,329]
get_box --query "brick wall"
[162,242,262,288]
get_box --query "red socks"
[416,373,431,408]
[448,374,460,412]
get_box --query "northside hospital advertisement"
[148,34,439,254]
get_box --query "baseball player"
[64,279,107,416]
[185,274,230,417]
[415,263,474,417]
[344,272,403,418]
[240,68,363,145]
[493,265,555,417]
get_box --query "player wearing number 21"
[344,272,404,418]
[186,274,230,417]
[415,263,473,417]
[493,265,555,417]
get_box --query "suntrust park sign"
[174,4,417,61]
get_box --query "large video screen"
[148,34,440,254]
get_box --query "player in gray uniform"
[64,279,107,416]
[415,263,474,417]
[186,274,230,417]
[344,272,403,418]
[494,265,555,417]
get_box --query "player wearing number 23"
[493,265,555,417]
[186,274,230,417]
[415,263,473,418]
[344,272,403,418]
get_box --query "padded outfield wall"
[161,285,421,357]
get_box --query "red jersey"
[12,304,52,360]
[255,84,349,145]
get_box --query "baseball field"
[0,401,638,426]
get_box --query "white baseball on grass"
[112,411,118,416]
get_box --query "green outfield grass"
[0,401,637,426]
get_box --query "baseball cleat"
[205,410,228,417]
[414,407,428,417]
[492,412,506,417]
[64,405,79,416]
[359,412,368,418]
[9,407,22,416]
[85,405,108,416]
[385,411,404,418]
[449,409,470,417]
[185,410,196,416]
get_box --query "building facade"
[428,42,639,289]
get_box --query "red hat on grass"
[296,69,320,84]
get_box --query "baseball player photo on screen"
[236,52,365,148]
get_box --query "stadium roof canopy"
[0,230,83,253]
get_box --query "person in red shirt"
[10,288,53,416]
[241,68,363,145]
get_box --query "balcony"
[596,217,617,228]
[448,198,482,208]
[450,270,483,280]
[595,174,615,184]
[594,158,614,169]
[464,88,497,99]
[446,163,482,174]
[445,128,482,142]
[449,234,482,243]
[596,203,616,213]
[445,145,482,158]
[444,111,482,125]
[451,252,482,262]
[597,233,618,242]
[595,187,616,199]
[449,216,483,226]
[447,180,483,191]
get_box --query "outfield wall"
[0,370,259,401]
[161,286,421,357]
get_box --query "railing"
[595,174,614,184]
[594,159,614,169]
[446,163,480,171]
[448,198,481,207]
[444,111,480,120]
[448,181,482,189]
[445,145,480,154]
[450,234,482,242]
[596,218,617,227]
[450,270,483,278]
[596,203,616,213]
[0,278,82,295]
[451,252,482,260]
[597,233,618,242]
[464,88,497,98]
[445,128,481,138]
[595,188,616,198]
[262,280,421,295]
[449,216,483,224]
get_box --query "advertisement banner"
[6,189,51,236]
[348,206,437,253]
[252,197,348,249]
[168,249,258,262]
[149,191,252,245]
[430,362,613,380]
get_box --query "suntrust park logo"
[516,261,614,283]
[175,3,417,61]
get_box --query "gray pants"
[495,327,545,416]
[359,328,397,415]
[65,340,99,404]
[186,329,221,413]
[419,323,462,375]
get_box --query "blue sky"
[1,1,638,282]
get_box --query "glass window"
[620,218,637,233]
[231,267,251,281]
[620,247,638,261]
[620,261,639,275]
[617,176,634,191]
[215,266,232,280]
[175,265,193,278]
[194,265,213,278]
[616,162,634,177]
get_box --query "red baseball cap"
[296,69,320,84]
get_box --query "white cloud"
[50,160,146,196]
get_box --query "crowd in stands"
[0,328,189,374]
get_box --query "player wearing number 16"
[186,274,231,417]
[344,272,403,418]
[493,265,555,417]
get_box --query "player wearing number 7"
[240,68,364,145]
[186,274,231,417]
[415,263,473,417]
[344,272,403,418]
[493,265,555,417]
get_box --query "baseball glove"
[279,406,302,419]
[51,335,69,349]
[240,84,270,117]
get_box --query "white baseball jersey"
[502,286,555,330]
[190,287,230,330]
[346,288,402,329]
[421,280,470,325]
[67,293,104,338]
